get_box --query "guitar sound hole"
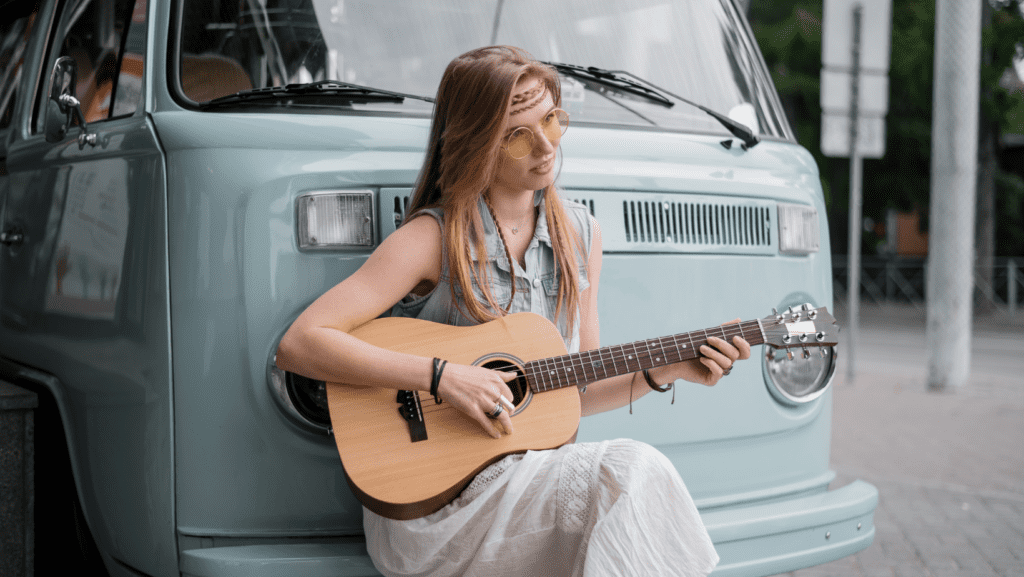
[480,359,528,407]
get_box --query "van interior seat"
[181,53,253,103]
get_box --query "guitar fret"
[597,348,609,380]
[526,314,787,394]
[546,356,559,391]
[580,352,593,384]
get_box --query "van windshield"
[176,0,791,140]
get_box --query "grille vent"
[622,200,771,247]
[379,188,776,255]
[569,198,596,216]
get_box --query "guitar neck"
[524,320,766,393]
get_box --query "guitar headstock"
[761,304,840,350]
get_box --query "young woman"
[276,46,751,577]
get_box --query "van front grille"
[622,200,772,247]
[567,191,776,254]
[380,188,777,255]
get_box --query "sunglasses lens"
[542,109,569,141]
[506,128,533,159]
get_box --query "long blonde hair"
[406,46,584,333]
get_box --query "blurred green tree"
[748,0,1024,258]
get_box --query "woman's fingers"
[437,364,519,439]
[701,338,736,366]
[471,410,503,439]
[699,357,723,385]
[732,335,752,359]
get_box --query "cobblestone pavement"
[776,304,1024,577]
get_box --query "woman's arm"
[577,217,751,417]
[275,215,516,438]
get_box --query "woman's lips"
[532,158,554,174]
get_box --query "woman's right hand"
[436,363,517,439]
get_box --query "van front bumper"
[180,479,877,577]
[704,479,878,576]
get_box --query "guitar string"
[362,318,821,416]
[418,321,769,406]
[526,321,771,392]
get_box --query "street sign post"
[821,0,893,382]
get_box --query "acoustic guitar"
[326,305,839,520]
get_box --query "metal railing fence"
[832,256,1022,315]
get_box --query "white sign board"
[820,70,889,115]
[822,0,894,72]
[821,113,886,158]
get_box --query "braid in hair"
[481,193,517,314]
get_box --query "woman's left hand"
[670,319,752,387]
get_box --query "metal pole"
[846,4,863,384]
[927,0,981,391]
[1010,259,1018,318]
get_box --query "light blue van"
[0,0,877,575]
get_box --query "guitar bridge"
[396,390,428,442]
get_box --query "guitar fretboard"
[523,320,765,392]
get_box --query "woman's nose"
[533,131,556,156]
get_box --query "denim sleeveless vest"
[389,193,592,353]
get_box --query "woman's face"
[491,76,562,197]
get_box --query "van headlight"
[761,303,838,405]
[763,344,837,405]
[296,190,375,249]
[778,202,820,255]
[269,360,332,433]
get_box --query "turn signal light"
[778,202,820,255]
[297,190,375,249]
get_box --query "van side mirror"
[44,56,96,148]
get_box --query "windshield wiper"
[540,62,760,149]
[200,80,435,109]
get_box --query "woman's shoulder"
[372,210,443,273]
[391,211,442,246]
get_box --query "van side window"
[33,0,144,133]
[111,0,146,117]
[0,5,39,130]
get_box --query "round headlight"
[763,344,837,405]
[269,360,332,434]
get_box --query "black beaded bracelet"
[642,369,672,393]
[430,357,447,404]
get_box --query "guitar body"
[327,312,581,520]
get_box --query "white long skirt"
[363,438,719,577]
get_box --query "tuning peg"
[786,350,794,361]
[802,303,813,311]
[809,310,818,320]
[816,331,825,342]
[802,346,810,359]
[782,334,792,344]
[819,348,827,359]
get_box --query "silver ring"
[486,402,503,419]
